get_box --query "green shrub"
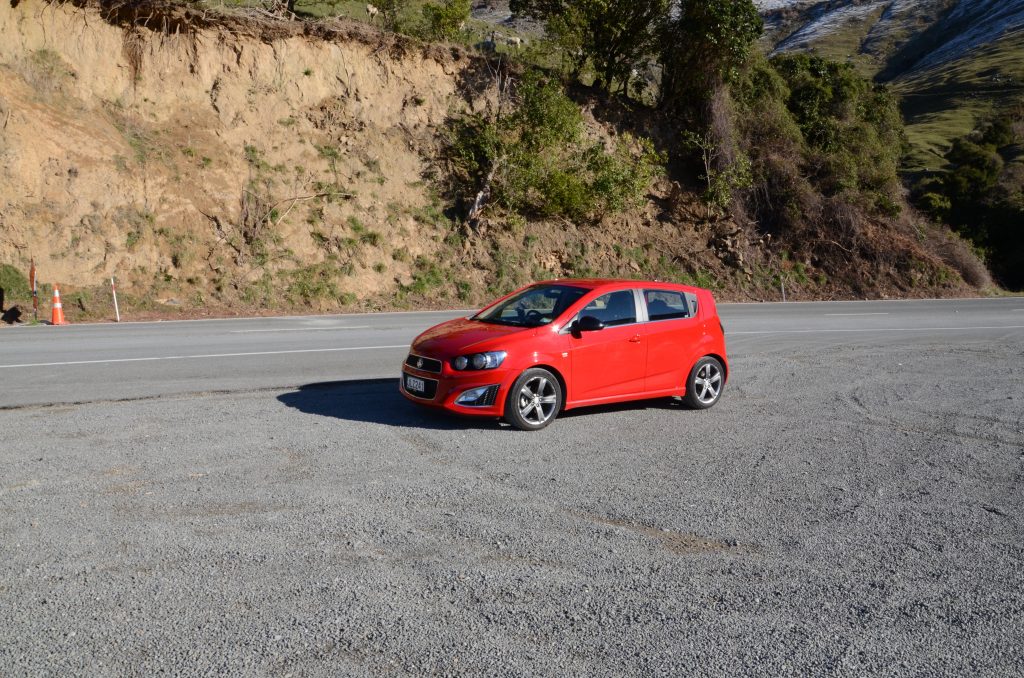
[421,0,470,41]
[446,71,663,221]
[588,136,665,214]
[406,257,446,295]
[680,129,753,213]
[767,53,905,207]
[287,264,338,304]
[728,53,905,224]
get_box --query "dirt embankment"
[0,0,979,322]
[0,0,483,317]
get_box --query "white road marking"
[824,312,890,316]
[2,309,473,328]
[723,296,1024,306]
[229,326,371,333]
[730,325,1024,335]
[0,345,410,369]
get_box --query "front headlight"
[451,351,507,371]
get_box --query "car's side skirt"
[563,387,683,411]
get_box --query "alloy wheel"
[517,376,558,425]
[694,361,722,405]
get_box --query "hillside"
[0,0,989,322]
[762,0,1024,168]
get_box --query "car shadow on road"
[276,378,503,431]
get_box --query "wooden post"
[29,258,38,321]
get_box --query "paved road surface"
[3,297,1023,407]
[1,297,1023,676]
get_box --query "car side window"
[580,290,637,327]
[643,289,691,321]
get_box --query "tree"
[660,0,762,108]
[911,109,1024,289]
[509,0,668,95]
[376,0,408,31]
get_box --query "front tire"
[504,368,562,431]
[682,356,725,409]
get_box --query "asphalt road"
[2,297,1023,407]
[1,297,1023,675]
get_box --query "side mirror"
[577,315,605,332]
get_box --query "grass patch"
[0,263,30,302]
[285,263,339,305]
[15,49,72,97]
[110,114,160,166]
[404,256,446,296]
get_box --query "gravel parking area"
[2,330,1023,676]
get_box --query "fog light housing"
[455,384,499,407]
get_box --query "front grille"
[405,353,442,374]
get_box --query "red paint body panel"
[568,323,647,401]
[399,279,729,419]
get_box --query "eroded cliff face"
[0,0,473,308]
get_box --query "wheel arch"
[704,353,728,381]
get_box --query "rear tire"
[682,356,724,409]
[504,368,562,431]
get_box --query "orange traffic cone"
[51,285,68,325]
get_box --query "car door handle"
[628,334,642,343]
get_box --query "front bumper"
[399,361,512,417]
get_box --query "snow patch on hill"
[754,0,806,9]
[913,0,1024,70]
[773,1,887,52]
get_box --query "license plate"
[405,375,426,393]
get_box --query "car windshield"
[473,284,588,327]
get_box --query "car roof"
[536,278,704,292]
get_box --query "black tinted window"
[644,290,690,320]
[581,290,636,326]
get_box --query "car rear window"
[643,290,695,321]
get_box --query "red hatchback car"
[400,279,728,430]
